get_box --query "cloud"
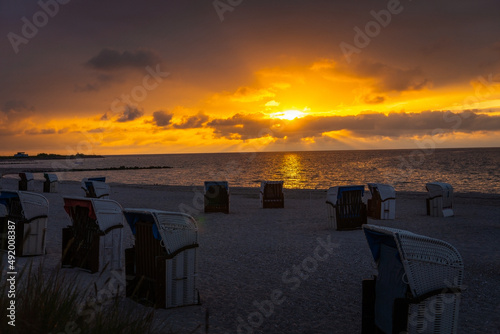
[1,100,33,113]
[25,128,56,135]
[352,61,432,93]
[173,111,209,129]
[74,83,100,92]
[363,95,385,104]
[86,48,162,71]
[265,100,280,107]
[207,113,275,140]
[206,111,500,141]
[116,105,144,122]
[310,59,336,71]
[152,110,174,127]
[87,128,105,133]
[230,87,275,102]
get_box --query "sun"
[270,109,307,120]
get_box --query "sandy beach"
[1,178,499,333]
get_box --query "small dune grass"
[0,257,160,334]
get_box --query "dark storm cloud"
[173,111,209,129]
[86,49,162,71]
[1,100,33,113]
[207,113,275,140]
[152,110,174,127]
[25,128,56,135]
[207,111,500,140]
[351,61,431,93]
[116,105,144,122]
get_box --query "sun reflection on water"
[279,153,306,188]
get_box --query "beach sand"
[1,178,499,333]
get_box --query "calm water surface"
[1,148,499,193]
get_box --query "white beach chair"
[81,177,110,199]
[362,224,464,334]
[123,209,199,308]
[426,182,453,217]
[62,197,124,273]
[43,173,58,193]
[18,172,35,191]
[367,183,396,220]
[0,190,49,256]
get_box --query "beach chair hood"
[363,224,463,297]
[123,209,198,255]
[63,197,124,232]
[367,183,395,201]
[44,173,58,182]
[0,191,49,221]
[326,185,365,205]
[426,182,453,198]
[19,172,34,181]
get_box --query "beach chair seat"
[43,173,58,193]
[367,183,396,220]
[204,181,229,214]
[426,182,453,217]
[18,172,34,191]
[260,181,284,208]
[123,209,199,308]
[326,185,367,230]
[62,197,124,273]
[0,191,48,256]
[81,177,110,199]
[362,225,464,334]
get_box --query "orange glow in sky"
[1,2,499,155]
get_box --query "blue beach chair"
[326,185,367,230]
[123,209,199,308]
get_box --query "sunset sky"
[1,0,500,155]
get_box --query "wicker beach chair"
[123,209,199,308]
[0,190,48,256]
[204,181,229,214]
[81,177,110,199]
[426,182,454,217]
[62,197,124,273]
[367,183,396,220]
[362,224,464,334]
[18,172,34,191]
[43,173,58,193]
[260,181,284,208]
[326,185,367,230]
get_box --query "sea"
[2,147,499,194]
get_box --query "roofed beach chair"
[62,197,124,273]
[0,190,48,256]
[81,177,110,199]
[123,209,199,308]
[204,181,229,214]
[362,224,464,334]
[260,181,284,208]
[426,182,454,217]
[367,183,396,220]
[18,172,34,191]
[43,173,58,193]
[326,185,367,230]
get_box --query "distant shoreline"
[0,153,104,161]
